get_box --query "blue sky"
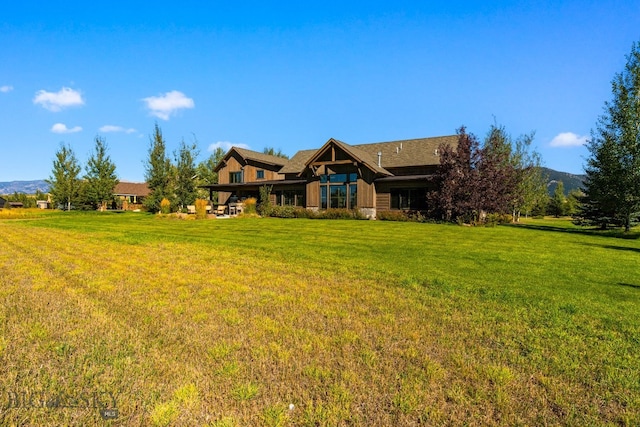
[1,1,638,182]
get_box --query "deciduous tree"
[428,126,481,222]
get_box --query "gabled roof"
[214,147,289,172]
[114,182,150,197]
[279,135,457,175]
[299,138,392,177]
[278,149,317,174]
[354,135,458,169]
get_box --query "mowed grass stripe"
[0,214,638,426]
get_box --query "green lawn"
[0,212,638,426]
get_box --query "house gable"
[301,138,392,178]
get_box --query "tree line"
[427,124,548,224]
[428,40,640,231]
[45,123,287,213]
[41,40,640,229]
[47,138,118,211]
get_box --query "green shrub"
[377,210,410,222]
[483,213,513,227]
[321,208,364,220]
[377,210,428,222]
[258,185,273,217]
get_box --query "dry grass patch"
[0,215,638,425]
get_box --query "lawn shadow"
[507,223,640,240]
[617,283,640,290]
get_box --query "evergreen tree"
[565,188,582,217]
[578,41,640,231]
[263,147,289,159]
[548,181,566,217]
[46,143,82,210]
[85,136,119,211]
[196,147,225,200]
[174,140,199,210]
[144,124,173,213]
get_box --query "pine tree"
[549,181,566,217]
[196,147,225,200]
[46,143,82,210]
[174,140,199,210]
[578,41,640,231]
[144,124,173,213]
[85,137,118,211]
[263,147,289,159]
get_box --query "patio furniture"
[215,205,227,216]
[228,202,244,216]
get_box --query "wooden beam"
[309,160,354,166]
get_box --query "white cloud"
[0,85,13,93]
[549,132,588,147]
[33,87,85,111]
[207,141,250,152]
[51,123,82,134]
[142,90,194,120]
[99,125,137,134]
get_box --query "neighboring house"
[202,135,457,218]
[113,182,151,210]
[0,196,7,209]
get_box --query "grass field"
[0,211,638,426]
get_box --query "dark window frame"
[229,171,243,183]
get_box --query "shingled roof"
[215,147,289,172]
[279,135,457,175]
[354,135,458,169]
[114,182,151,197]
[278,149,317,174]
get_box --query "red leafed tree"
[429,125,519,223]
[428,127,480,221]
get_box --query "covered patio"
[200,179,307,214]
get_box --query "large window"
[390,188,427,210]
[319,172,357,209]
[275,190,305,207]
[229,171,242,183]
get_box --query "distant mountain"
[0,180,49,195]
[542,167,585,196]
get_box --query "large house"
[202,135,458,218]
[113,182,151,210]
